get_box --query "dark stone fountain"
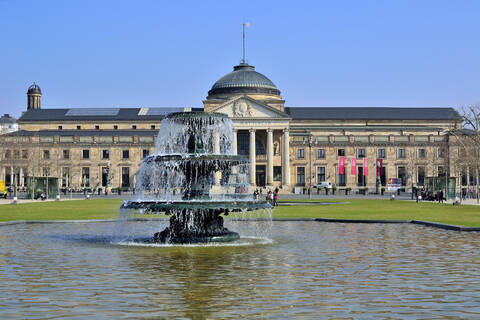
[121,112,271,243]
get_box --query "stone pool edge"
[1,218,480,232]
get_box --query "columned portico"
[267,128,273,185]
[249,129,256,185]
[207,95,291,188]
[283,129,290,186]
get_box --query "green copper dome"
[208,63,280,97]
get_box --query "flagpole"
[242,22,245,63]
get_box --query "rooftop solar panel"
[138,107,148,115]
[145,107,184,116]
[65,108,120,116]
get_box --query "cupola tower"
[27,83,42,110]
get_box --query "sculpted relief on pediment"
[215,97,289,119]
[232,100,253,117]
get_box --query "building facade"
[0,62,468,193]
[0,114,18,135]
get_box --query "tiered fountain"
[121,112,271,243]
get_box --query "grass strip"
[0,198,479,227]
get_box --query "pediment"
[210,96,290,119]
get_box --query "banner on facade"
[388,178,401,191]
[351,157,357,175]
[376,158,383,176]
[363,158,368,176]
[339,156,345,175]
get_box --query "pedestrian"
[269,191,274,205]
[274,192,278,206]
[439,189,444,203]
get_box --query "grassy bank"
[0,199,121,221]
[0,198,479,227]
[275,199,480,227]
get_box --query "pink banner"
[363,157,368,176]
[351,157,357,175]
[339,156,345,175]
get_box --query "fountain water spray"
[121,112,272,243]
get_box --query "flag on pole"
[376,158,383,176]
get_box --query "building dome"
[207,63,280,97]
[27,83,42,95]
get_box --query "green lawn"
[275,199,480,226]
[0,199,122,221]
[0,198,479,227]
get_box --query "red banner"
[363,157,368,176]
[339,156,345,175]
[376,158,383,176]
[351,157,357,175]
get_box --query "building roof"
[207,63,281,97]
[18,107,202,122]
[285,107,462,121]
[0,114,17,124]
[17,106,462,122]
[5,129,157,137]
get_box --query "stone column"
[2,167,5,183]
[231,129,238,180]
[267,128,274,185]
[214,128,221,185]
[10,166,14,186]
[232,129,238,155]
[249,129,256,185]
[19,167,24,187]
[283,129,291,186]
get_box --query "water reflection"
[1,221,480,318]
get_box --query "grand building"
[0,62,467,193]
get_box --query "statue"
[274,142,279,156]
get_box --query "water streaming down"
[121,112,272,243]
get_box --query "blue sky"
[1,0,479,117]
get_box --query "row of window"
[76,149,149,160]
[58,167,131,188]
[58,124,157,130]
[296,165,447,187]
[296,148,446,160]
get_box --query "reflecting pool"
[1,221,480,319]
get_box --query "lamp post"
[106,161,112,194]
[304,135,318,199]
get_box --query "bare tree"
[450,106,480,203]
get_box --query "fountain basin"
[121,200,272,212]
